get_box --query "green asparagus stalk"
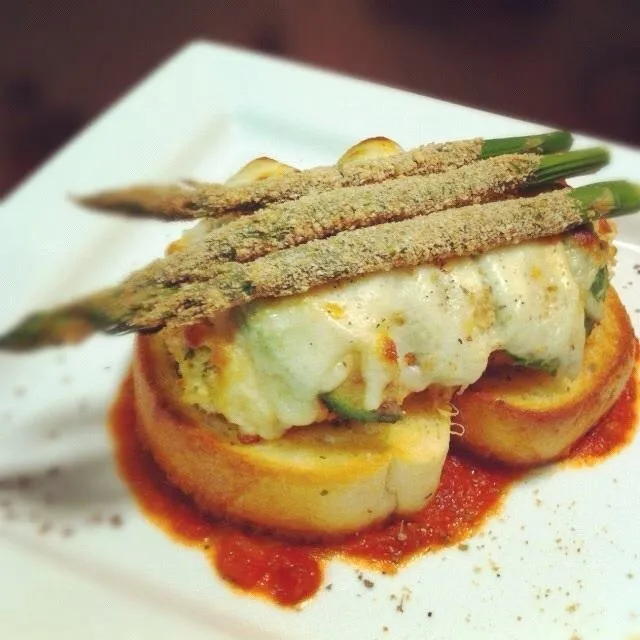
[0,305,120,351]
[568,180,640,215]
[76,131,573,220]
[481,130,572,158]
[1,179,638,352]
[529,147,609,184]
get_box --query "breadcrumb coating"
[165,154,541,263]
[118,189,584,328]
[76,139,483,219]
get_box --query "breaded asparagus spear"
[71,147,608,297]
[75,131,572,220]
[1,180,638,351]
[131,181,640,328]
[0,146,603,350]
[142,149,608,264]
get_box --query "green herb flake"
[590,267,609,302]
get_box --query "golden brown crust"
[77,139,483,220]
[454,288,636,466]
[132,333,451,539]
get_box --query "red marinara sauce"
[565,369,638,463]
[108,364,638,607]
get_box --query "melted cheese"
[164,233,610,440]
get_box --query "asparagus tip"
[0,307,108,352]
[481,130,573,158]
[0,313,58,352]
[535,130,573,154]
[531,146,610,184]
[570,180,640,218]
[600,180,640,213]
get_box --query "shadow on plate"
[0,398,134,534]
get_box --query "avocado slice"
[506,352,560,375]
[320,377,402,423]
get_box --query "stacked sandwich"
[2,131,637,539]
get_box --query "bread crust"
[454,288,636,466]
[132,287,635,536]
[132,333,451,539]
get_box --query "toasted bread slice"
[454,288,636,466]
[132,333,452,539]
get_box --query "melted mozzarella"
[476,241,584,376]
[165,234,609,440]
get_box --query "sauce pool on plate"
[108,365,638,607]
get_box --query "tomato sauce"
[338,452,521,567]
[108,365,638,607]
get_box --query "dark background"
[1,0,638,197]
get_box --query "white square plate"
[1,41,639,640]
